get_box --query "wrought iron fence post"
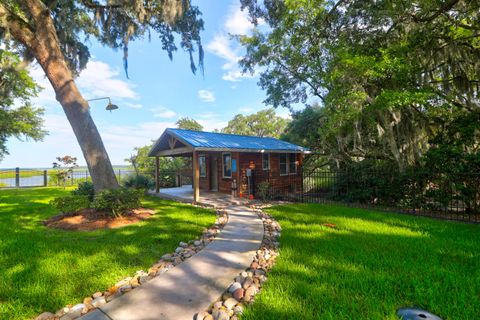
[301,167,304,203]
[15,167,20,188]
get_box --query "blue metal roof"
[149,128,309,156]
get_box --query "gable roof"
[148,128,309,156]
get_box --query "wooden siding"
[195,151,303,197]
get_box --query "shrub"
[92,188,141,217]
[50,195,90,213]
[257,181,270,201]
[71,181,95,202]
[122,174,154,190]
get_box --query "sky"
[2,0,298,168]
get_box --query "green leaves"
[222,108,290,138]
[239,0,480,169]
[0,49,46,160]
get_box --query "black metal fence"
[0,167,193,189]
[253,167,480,223]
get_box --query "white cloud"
[206,4,261,82]
[225,6,253,35]
[222,70,254,82]
[206,35,239,68]
[123,102,143,109]
[29,60,139,111]
[150,106,177,118]
[198,90,216,103]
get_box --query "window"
[222,153,232,178]
[289,153,297,174]
[280,153,297,175]
[262,153,270,170]
[279,154,287,175]
[199,155,206,177]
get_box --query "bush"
[122,174,154,190]
[50,195,90,213]
[92,188,141,217]
[257,181,270,201]
[71,181,95,202]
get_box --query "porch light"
[87,97,119,112]
[249,161,256,169]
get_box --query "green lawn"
[243,204,480,320]
[0,187,215,320]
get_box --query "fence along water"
[0,168,191,189]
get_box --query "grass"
[242,204,480,320]
[0,187,215,320]
[0,169,45,179]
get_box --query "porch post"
[193,150,200,203]
[155,156,160,193]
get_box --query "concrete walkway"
[80,202,264,320]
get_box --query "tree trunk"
[10,1,119,192]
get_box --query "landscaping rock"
[35,312,55,320]
[105,290,122,302]
[233,304,244,315]
[91,296,106,308]
[59,303,85,320]
[228,282,242,293]
[92,291,103,299]
[83,297,93,310]
[194,240,202,246]
[232,288,244,301]
[213,301,223,310]
[114,278,131,288]
[119,284,132,293]
[195,311,214,320]
[221,292,232,301]
[175,247,183,253]
[161,253,173,260]
[223,297,238,310]
[242,277,253,289]
[139,275,148,284]
[212,309,229,320]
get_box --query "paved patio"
[149,185,251,207]
[80,191,263,320]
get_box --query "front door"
[210,157,218,191]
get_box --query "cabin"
[148,128,309,202]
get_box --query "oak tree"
[0,0,204,191]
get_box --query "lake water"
[0,175,47,187]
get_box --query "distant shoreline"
[0,165,131,170]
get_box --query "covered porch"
[150,184,249,207]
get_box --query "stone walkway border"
[195,206,281,320]
[74,199,264,320]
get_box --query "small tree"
[53,156,78,188]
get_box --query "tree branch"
[272,56,326,103]
[0,4,37,48]
[410,0,460,23]
[81,0,122,9]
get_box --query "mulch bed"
[43,208,155,231]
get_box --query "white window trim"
[279,153,298,176]
[262,153,270,170]
[199,155,207,178]
[222,152,232,179]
